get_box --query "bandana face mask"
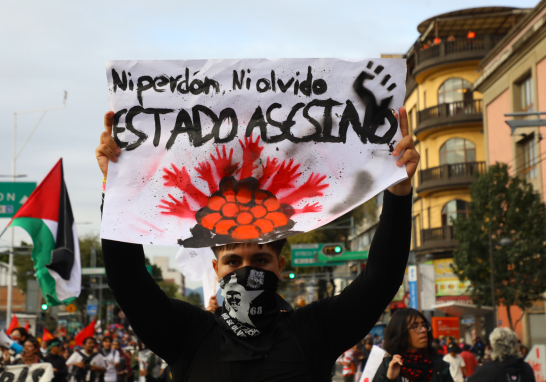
[218,266,279,338]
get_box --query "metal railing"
[415,35,504,67]
[421,226,454,245]
[418,99,483,124]
[419,161,486,184]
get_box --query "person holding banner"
[13,338,43,365]
[372,308,453,382]
[96,105,419,382]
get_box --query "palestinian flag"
[7,159,81,306]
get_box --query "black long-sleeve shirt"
[101,189,411,382]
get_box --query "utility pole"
[7,93,67,328]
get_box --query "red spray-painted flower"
[158,135,328,246]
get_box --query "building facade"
[404,7,530,341]
[474,0,546,347]
[153,256,186,296]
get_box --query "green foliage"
[452,163,546,329]
[178,292,203,308]
[157,280,179,298]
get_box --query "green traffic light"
[41,303,48,311]
[289,273,295,279]
[335,246,341,253]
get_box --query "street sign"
[65,304,77,313]
[87,297,98,316]
[408,265,418,309]
[87,304,98,316]
[82,267,106,275]
[0,182,36,218]
[291,243,368,267]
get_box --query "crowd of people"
[0,326,172,382]
[337,308,535,382]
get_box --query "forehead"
[217,244,277,259]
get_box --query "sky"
[0,0,539,290]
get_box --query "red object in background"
[467,31,476,39]
[432,317,460,340]
[42,327,54,342]
[24,321,29,331]
[6,315,20,335]
[75,318,96,346]
[434,37,441,44]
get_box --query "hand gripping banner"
[100,58,407,247]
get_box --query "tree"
[452,163,546,330]
[179,292,203,308]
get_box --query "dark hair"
[83,337,97,345]
[463,344,471,351]
[12,327,29,339]
[211,239,286,258]
[382,308,434,356]
[24,337,39,351]
[102,337,112,343]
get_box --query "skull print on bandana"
[218,266,279,338]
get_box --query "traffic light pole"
[7,94,67,328]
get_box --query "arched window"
[440,138,476,165]
[442,199,470,226]
[438,78,473,104]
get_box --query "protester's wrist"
[387,179,412,196]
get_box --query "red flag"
[42,327,54,342]
[24,322,30,332]
[6,316,20,335]
[75,319,96,346]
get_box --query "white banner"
[359,345,387,382]
[100,58,407,247]
[0,363,54,382]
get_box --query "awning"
[432,301,493,317]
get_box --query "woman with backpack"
[373,309,454,382]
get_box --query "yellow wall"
[406,62,484,250]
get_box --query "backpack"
[71,351,103,382]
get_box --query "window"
[442,200,470,226]
[519,76,534,112]
[522,135,537,180]
[439,138,476,165]
[438,78,473,104]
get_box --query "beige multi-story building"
[404,6,530,341]
[474,0,546,346]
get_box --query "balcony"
[417,226,457,254]
[417,161,485,196]
[415,100,483,138]
[413,35,504,78]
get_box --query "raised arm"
[98,112,214,364]
[293,108,419,358]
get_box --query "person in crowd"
[431,339,444,356]
[96,108,420,381]
[340,346,357,382]
[373,308,453,382]
[460,344,478,377]
[10,327,30,347]
[483,343,493,362]
[102,337,121,382]
[14,338,43,365]
[45,338,69,382]
[519,342,529,358]
[113,339,131,382]
[443,343,467,382]
[41,340,48,356]
[358,338,373,372]
[471,337,485,361]
[468,328,535,382]
[373,334,382,345]
[66,337,106,382]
